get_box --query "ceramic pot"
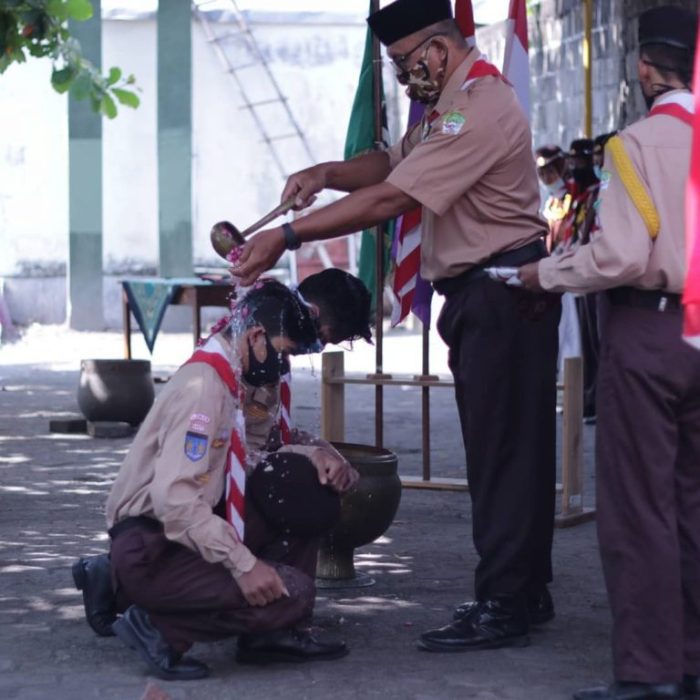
[316,442,401,588]
[77,359,154,426]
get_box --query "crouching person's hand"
[310,447,360,494]
[238,559,289,607]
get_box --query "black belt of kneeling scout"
[432,239,547,297]
[608,286,682,313]
[108,515,163,540]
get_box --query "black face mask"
[244,333,287,387]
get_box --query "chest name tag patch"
[441,111,466,136]
[184,431,208,462]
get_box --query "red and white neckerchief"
[185,335,247,541]
[392,57,508,326]
[278,372,292,444]
[649,90,694,127]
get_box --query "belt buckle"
[658,296,668,312]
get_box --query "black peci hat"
[367,0,453,47]
[638,5,698,53]
[569,138,595,158]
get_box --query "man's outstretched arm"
[234,180,418,286]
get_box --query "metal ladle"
[210,195,297,261]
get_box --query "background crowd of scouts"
[536,134,617,422]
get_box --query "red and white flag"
[502,0,530,117]
[684,19,700,349]
[455,0,476,45]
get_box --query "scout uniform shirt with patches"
[385,49,545,282]
[105,362,256,578]
[539,89,691,294]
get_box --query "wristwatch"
[282,223,302,250]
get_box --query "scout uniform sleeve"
[386,101,508,216]
[149,366,256,579]
[538,133,654,294]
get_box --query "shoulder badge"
[441,111,466,136]
[184,431,208,462]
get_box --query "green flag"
[344,7,393,312]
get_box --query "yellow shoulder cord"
[606,135,660,240]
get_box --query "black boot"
[572,682,684,699]
[236,628,348,665]
[420,595,530,652]
[112,606,209,681]
[454,587,555,626]
[72,554,117,637]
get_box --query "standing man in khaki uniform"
[103,281,357,680]
[234,0,560,652]
[520,7,699,699]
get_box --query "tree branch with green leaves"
[0,0,140,118]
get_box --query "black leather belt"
[108,515,163,540]
[433,239,547,297]
[608,286,682,313]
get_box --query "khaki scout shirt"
[539,89,691,294]
[106,362,257,579]
[386,49,545,281]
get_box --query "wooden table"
[121,281,232,359]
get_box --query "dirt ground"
[0,327,608,700]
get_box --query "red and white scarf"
[186,335,247,541]
[649,90,694,126]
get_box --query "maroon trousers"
[596,303,700,682]
[110,463,325,653]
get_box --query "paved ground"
[0,325,608,700]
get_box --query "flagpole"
[583,0,593,137]
[371,0,385,448]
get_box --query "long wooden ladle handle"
[241,195,297,237]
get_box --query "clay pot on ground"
[316,442,402,588]
[77,359,154,426]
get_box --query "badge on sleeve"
[184,431,208,462]
[441,111,466,136]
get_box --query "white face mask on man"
[545,178,566,196]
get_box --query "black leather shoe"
[113,606,209,681]
[236,628,349,665]
[454,587,554,626]
[72,554,117,637]
[572,682,684,699]
[420,596,530,652]
[684,675,700,696]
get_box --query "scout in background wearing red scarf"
[520,7,700,699]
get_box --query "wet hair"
[298,269,372,345]
[641,43,694,87]
[237,279,319,350]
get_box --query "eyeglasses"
[389,32,446,76]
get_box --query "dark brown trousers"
[596,303,700,683]
[110,468,322,653]
[437,276,560,600]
